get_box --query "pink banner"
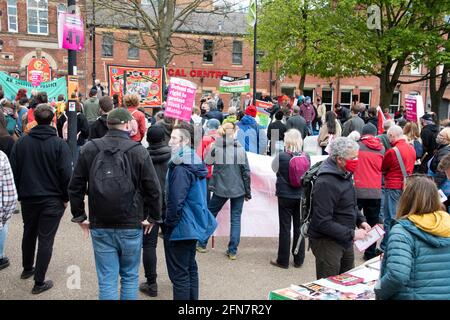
[405,95,418,122]
[60,13,85,51]
[164,77,197,122]
[31,71,42,87]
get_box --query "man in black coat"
[89,96,113,140]
[267,111,287,155]
[308,137,371,279]
[420,113,440,173]
[285,106,308,139]
[10,104,73,294]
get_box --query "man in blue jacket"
[236,105,268,155]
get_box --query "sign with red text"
[164,77,197,122]
[219,74,250,93]
[58,13,85,51]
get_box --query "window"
[128,35,139,60]
[303,89,314,101]
[27,0,48,35]
[57,3,66,26]
[203,39,213,63]
[232,41,242,65]
[281,87,295,97]
[411,64,421,75]
[359,90,372,107]
[7,0,18,33]
[390,92,400,113]
[322,89,334,111]
[102,33,114,57]
[340,90,352,109]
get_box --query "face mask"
[345,158,359,173]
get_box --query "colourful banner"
[31,71,42,87]
[164,77,197,122]
[27,58,52,83]
[219,74,250,93]
[0,72,67,102]
[108,65,163,108]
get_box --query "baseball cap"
[107,108,133,124]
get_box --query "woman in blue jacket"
[375,175,450,300]
[164,122,216,300]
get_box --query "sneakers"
[0,257,10,271]
[20,268,35,280]
[139,282,158,297]
[196,246,208,253]
[32,280,53,294]
[226,252,237,260]
[270,259,289,269]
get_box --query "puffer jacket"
[236,115,268,155]
[165,147,217,242]
[354,135,385,199]
[376,213,450,300]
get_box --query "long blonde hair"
[284,129,303,153]
[396,175,441,219]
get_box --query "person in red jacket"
[380,124,416,251]
[123,94,147,142]
[353,123,385,260]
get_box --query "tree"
[91,0,240,67]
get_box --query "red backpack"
[288,152,310,188]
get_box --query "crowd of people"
[1,83,450,300]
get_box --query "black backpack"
[88,139,140,225]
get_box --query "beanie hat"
[107,107,133,124]
[362,123,377,136]
[245,104,257,118]
[146,125,166,144]
[206,118,220,130]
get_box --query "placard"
[164,77,197,122]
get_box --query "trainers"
[0,257,10,271]
[21,268,35,280]
[32,280,53,294]
[196,246,208,253]
[226,252,237,260]
[270,259,289,269]
[139,282,158,297]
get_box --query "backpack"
[88,139,140,224]
[288,152,310,188]
[129,110,139,137]
[62,113,81,141]
[5,114,17,136]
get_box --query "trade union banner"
[26,58,52,83]
[108,65,163,108]
[0,72,67,102]
[219,73,251,93]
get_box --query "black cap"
[421,113,433,121]
[146,125,165,144]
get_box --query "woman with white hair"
[270,129,310,269]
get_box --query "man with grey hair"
[308,137,371,279]
[380,124,416,251]
[286,105,308,139]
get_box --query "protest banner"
[0,72,67,102]
[164,77,197,122]
[27,58,52,83]
[219,74,251,93]
[58,13,85,51]
[108,65,163,108]
[31,71,42,87]
[67,75,79,99]
[405,94,425,122]
[255,100,273,128]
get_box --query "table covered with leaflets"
[269,256,382,300]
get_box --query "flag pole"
[252,0,257,106]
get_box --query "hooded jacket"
[147,142,171,195]
[155,119,173,145]
[308,157,366,249]
[89,114,108,140]
[382,139,416,190]
[236,115,268,155]
[354,135,385,199]
[376,212,450,300]
[10,125,72,202]
[421,123,439,157]
[205,137,251,199]
[165,147,217,242]
[68,129,162,229]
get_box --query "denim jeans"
[306,122,313,136]
[0,222,9,259]
[91,228,143,300]
[198,195,245,255]
[164,236,198,300]
[380,189,402,251]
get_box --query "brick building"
[1,1,449,118]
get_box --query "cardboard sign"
[58,13,84,51]
[164,77,197,122]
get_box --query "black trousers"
[21,197,65,283]
[357,198,381,258]
[277,197,305,267]
[310,238,354,279]
[142,222,159,284]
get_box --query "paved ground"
[0,208,364,300]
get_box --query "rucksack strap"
[393,146,408,179]
[91,138,139,154]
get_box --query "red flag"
[376,106,386,135]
